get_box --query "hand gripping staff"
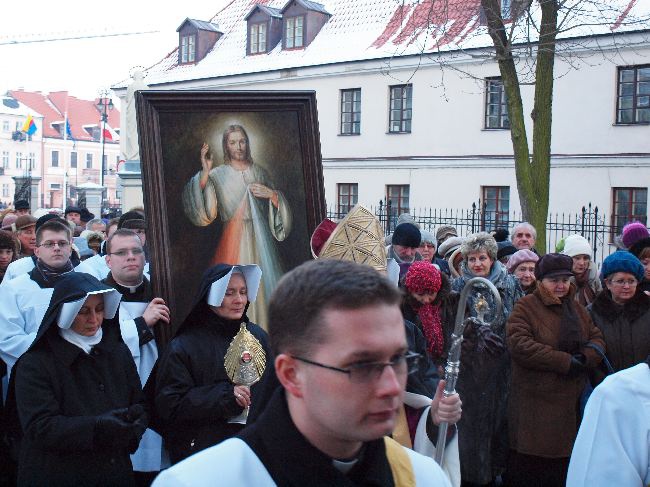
[434,277,503,466]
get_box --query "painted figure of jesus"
[182,125,292,326]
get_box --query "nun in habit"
[6,272,147,487]
[153,264,273,464]
[182,125,292,327]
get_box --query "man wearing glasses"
[0,219,74,379]
[103,228,169,484]
[154,260,456,486]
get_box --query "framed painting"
[136,90,325,343]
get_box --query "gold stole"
[392,404,413,449]
[383,436,416,487]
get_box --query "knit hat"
[404,261,442,295]
[629,237,650,259]
[396,213,419,229]
[13,215,37,232]
[419,230,436,247]
[506,249,539,273]
[392,223,421,248]
[621,221,650,249]
[497,242,517,261]
[14,199,29,211]
[436,225,457,242]
[535,253,574,280]
[562,234,592,258]
[438,236,464,259]
[601,251,645,281]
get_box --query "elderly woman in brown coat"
[506,253,604,487]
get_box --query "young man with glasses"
[103,229,169,485]
[0,219,74,378]
[154,260,456,486]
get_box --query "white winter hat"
[562,234,592,258]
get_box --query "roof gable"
[245,5,283,20]
[176,18,223,33]
[281,0,330,15]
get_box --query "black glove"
[568,353,587,377]
[125,405,148,453]
[476,324,506,356]
[95,407,147,453]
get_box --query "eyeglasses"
[291,352,421,384]
[108,248,144,257]
[39,240,70,249]
[610,278,637,287]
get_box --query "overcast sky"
[0,0,223,100]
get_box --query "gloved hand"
[568,353,587,377]
[476,324,506,356]
[125,405,148,453]
[95,407,148,453]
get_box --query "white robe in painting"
[566,363,650,486]
[182,164,292,327]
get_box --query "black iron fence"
[327,201,639,266]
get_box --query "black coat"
[153,264,273,464]
[7,273,145,487]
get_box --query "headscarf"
[404,261,444,358]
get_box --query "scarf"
[405,261,444,358]
[59,327,103,354]
[35,258,74,284]
[574,269,596,306]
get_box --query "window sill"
[338,133,361,136]
[481,127,511,131]
[386,131,411,135]
[613,122,650,126]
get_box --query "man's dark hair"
[268,259,402,356]
[105,229,141,254]
[36,220,72,245]
[222,125,253,165]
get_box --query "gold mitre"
[310,204,387,272]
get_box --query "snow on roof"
[177,18,223,33]
[281,0,331,15]
[113,0,650,90]
[0,96,42,117]
[9,90,120,141]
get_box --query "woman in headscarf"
[451,232,523,486]
[153,264,273,464]
[6,272,147,487]
[400,261,457,371]
[506,254,604,487]
[588,251,649,385]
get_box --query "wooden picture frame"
[136,91,325,343]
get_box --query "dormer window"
[181,34,196,63]
[285,16,304,49]
[250,23,267,54]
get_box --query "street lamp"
[95,92,114,207]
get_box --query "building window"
[28,152,35,171]
[250,22,267,54]
[612,187,648,238]
[389,85,412,133]
[482,186,510,231]
[340,89,361,135]
[501,0,511,18]
[617,65,650,124]
[1,151,8,168]
[70,151,77,168]
[180,34,196,63]
[485,78,510,129]
[16,152,22,169]
[386,185,410,225]
[86,153,93,169]
[336,183,358,218]
[51,150,59,167]
[2,121,9,132]
[2,184,8,197]
[50,183,61,190]
[285,16,304,49]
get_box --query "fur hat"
[438,236,464,259]
[419,230,436,247]
[392,223,421,248]
[535,253,574,281]
[621,221,650,249]
[64,206,82,216]
[492,228,509,243]
[506,249,539,273]
[14,199,29,211]
[601,251,645,281]
[562,234,592,258]
[436,225,458,242]
[13,215,37,232]
[118,211,146,230]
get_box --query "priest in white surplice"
[182,125,292,327]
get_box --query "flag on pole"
[21,115,37,136]
[102,128,113,141]
[65,119,74,141]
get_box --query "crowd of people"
[0,198,648,486]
